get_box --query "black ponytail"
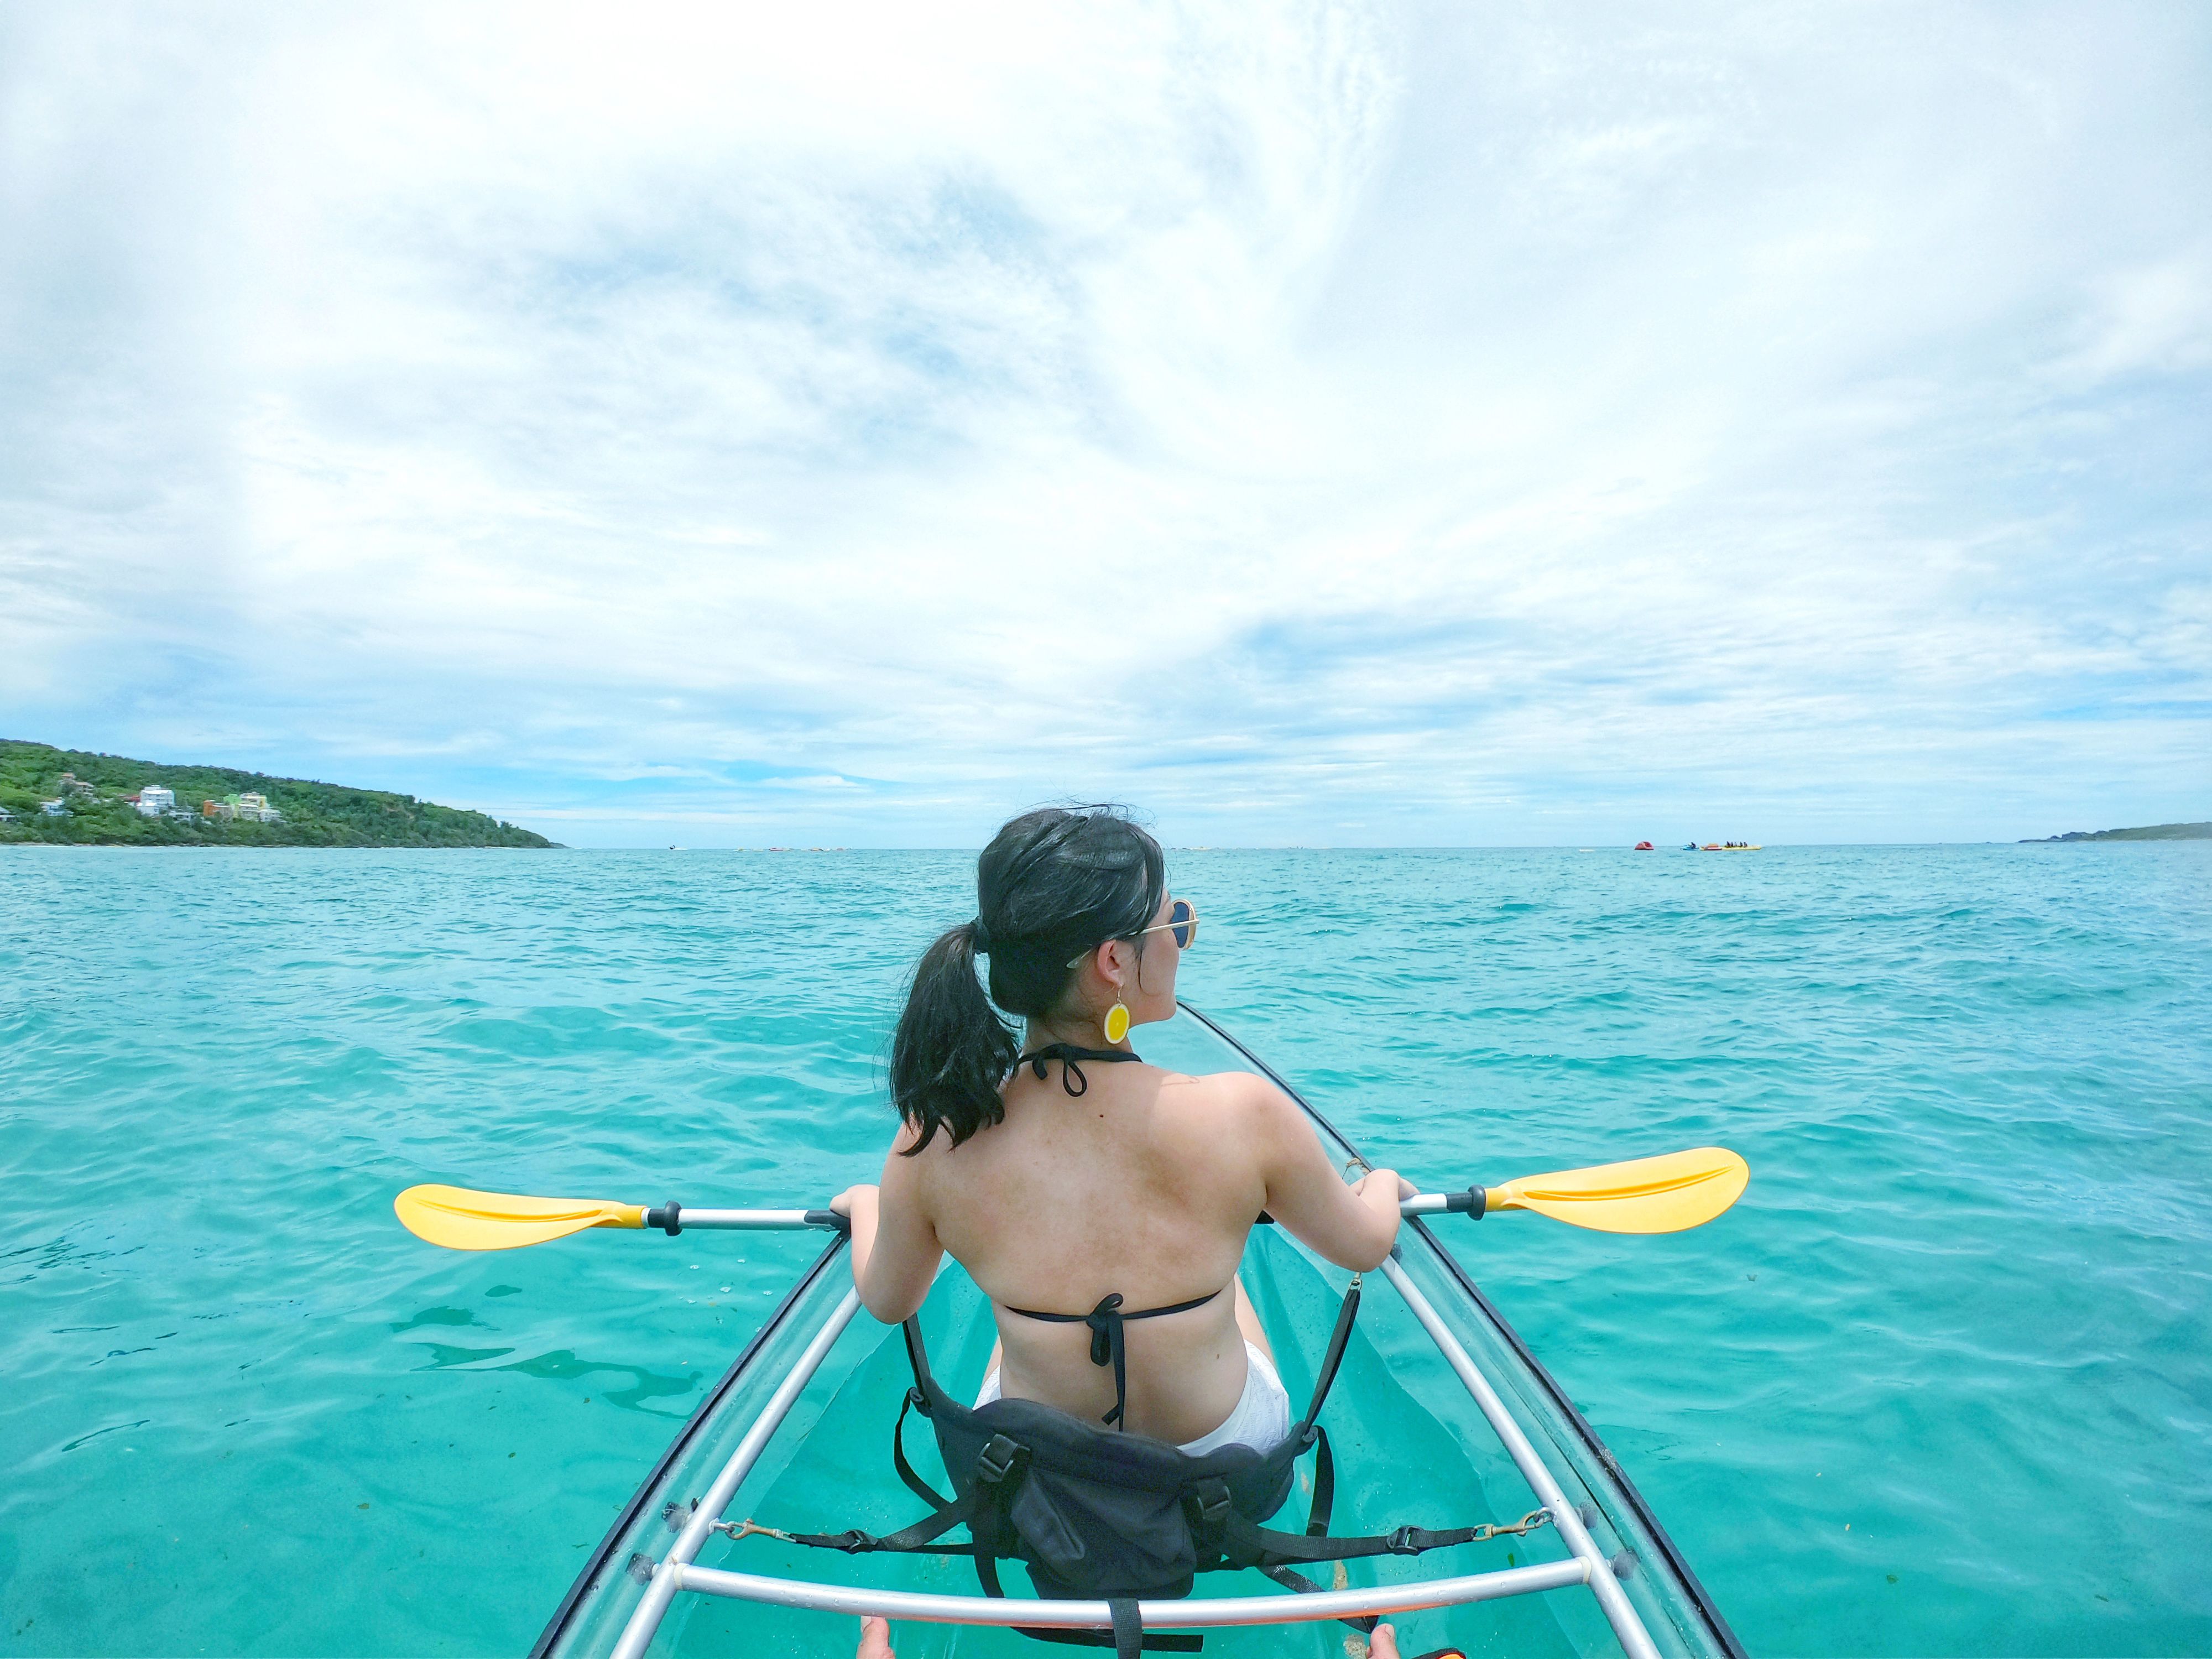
[889,920,1019,1154]
[890,805,1164,1154]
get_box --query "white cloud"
[2,0,2206,844]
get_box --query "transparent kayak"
[533,1004,1743,1659]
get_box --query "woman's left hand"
[830,1183,879,1218]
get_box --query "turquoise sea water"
[3,846,2209,1657]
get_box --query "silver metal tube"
[1400,1193,1450,1215]
[1379,1256,1661,1659]
[609,1286,864,1659]
[671,1209,832,1230]
[674,1557,1589,1626]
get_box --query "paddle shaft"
[1401,1188,1488,1217]
[1249,1190,1481,1228]
[633,1194,1474,1229]
[641,1204,851,1235]
[647,1195,1470,1238]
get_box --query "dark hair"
[890,805,1165,1154]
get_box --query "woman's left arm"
[830,1130,943,1323]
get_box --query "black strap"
[1256,1430,1375,1641]
[1296,1280,1361,1431]
[782,1432,1025,1558]
[1261,1564,1380,1638]
[1016,1043,1142,1097]
[1003,1288,1223,1430]
[891,1389,949,1509]
[1212,1502,1502,1568]
[1108,1600,1142,1659]
[900,1316,937,1395]
[1305,1426,1336,1538]
[779,1486,984,1556]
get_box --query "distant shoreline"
[2022,821,2211,843]
[1,739,559,848]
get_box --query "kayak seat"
[761,1272,1525,1659]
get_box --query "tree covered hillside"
[2028,821,2211,842]
[0,740,558,847]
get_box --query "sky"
[3,1,2207,847]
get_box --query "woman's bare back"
[913,1059,1271,1442]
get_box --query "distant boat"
[1699,842,1762,851]
[1682,842,1699,851]
[1634,841,1655,851]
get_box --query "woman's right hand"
[1353,1169,1417,1203]
[1352,1168,1413,1249]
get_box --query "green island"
[2025,821,2211,842]
[0,739,557,848]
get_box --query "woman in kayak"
[833,805,1410,1454]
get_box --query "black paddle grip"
[1446,1186,1486,1218]
[805,1208,853,1235]
[646,1202,682,1235]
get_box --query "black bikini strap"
[1003,1288,1222,1430]
[1015,1043,1140,1097]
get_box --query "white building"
[136,785,175,817]
[41,799,67,816]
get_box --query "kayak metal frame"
[611,1285,866,1659]
[1181,1002,1746,1659]
[668,1557,1592,1626]
[528,1229,851,1659]
[536,1000,1743,1659]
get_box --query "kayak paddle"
[1401,1146,1749,1235]
[393,1185,848,1251]
[396,1146,1746,1253]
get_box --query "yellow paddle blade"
[1488,1147,1749,1234]
[394,1184,646,1251]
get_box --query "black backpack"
[757,1275,1536,1658]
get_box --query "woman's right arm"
[1236,1074,1409,1271]
[831,1121,945,1323]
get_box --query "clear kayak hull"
[535,1005,1743,1659]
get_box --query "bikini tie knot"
[1016,1043,1141,1097]
[1082,1293,1125,1369]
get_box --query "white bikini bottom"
[974,1340,1292,1456]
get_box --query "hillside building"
[135,786,175,816]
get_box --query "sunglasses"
[1067,898,1199,967]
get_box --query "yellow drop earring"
[1102,994,1131,1044]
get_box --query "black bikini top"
[1004,1289,1224,1430]
[1015,1042,1140,1097]
[1004,1041,1225,1431]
